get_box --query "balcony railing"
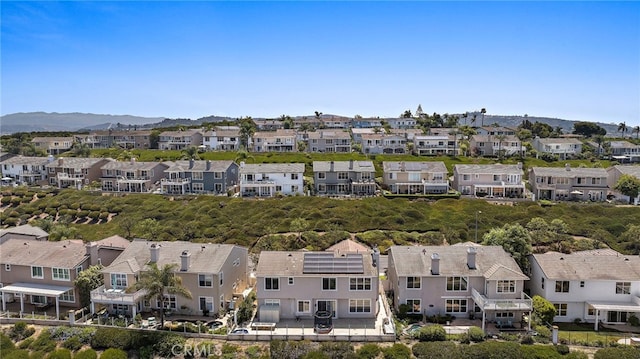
[90,285,146,305]
[472,288,532,311]
[57,173,84,179]
[161,178,191,184]
[242,180,276,186]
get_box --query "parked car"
[230,328,249,334]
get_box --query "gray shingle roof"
[312,161,374,172]
[530,166,607,178]
[535,138,582,145]
[239,163,304,173]
[610,165,640,178]
[382,161,447,173]
[531,250,640,280]
[45,157,111,169]
[454,164,523,175]
[101,160,165,171]
[0,224,49,238]
[0,239,88,268]
[0,156,52,166]
[256,251,377,277]
[163,160,235,173]
[389,245,527,279]
[104,240,240,274]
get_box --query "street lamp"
[475,211,482,242]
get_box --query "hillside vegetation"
[1,188,638,254]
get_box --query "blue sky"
[2,1,639,126]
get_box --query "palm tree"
[480,108,487,127]
[448,129,459,156]
[633,126,640,139]
[234,149,255,164]
[181,146,200,160]
[516,129,532,158]
[462,112,468,126]
[594,135,605,157]
[131,263,192,328]
[471,114,477,128]
[238,117,256,150]
[618,122,628,138]
[495,134,507,160]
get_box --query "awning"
[0,282,72,297]
[587,301,640,312]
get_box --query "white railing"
[90,285,145,304]
[161,178,191,184]
[471,288,532,311]
[57,173,84,179]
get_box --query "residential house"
[251,129,298,152]
[100,159,168,193]
[350,128,375,143]
[352,118,383,129]
[90,240,248,318]
[76,130,152,149]
[85,235,131,267]
[45,157,113,189]
[359,133,407,154]
[0,224,49,244]
[589,141,640,163]
[476,126,517,136]
[388,244,532,331]
[239,163,304,197]
[529,249,640,330]
[255,247,380,322]
[0,155,53,185]
[532,138,583,160]
[470,135,523,157]
[606,165,640,205]
[158,129,203,150]
[321,116,352,129]
[0,239,91,318]
[313,161,376,196]
[389,128,423,142]
[294,117,322,130]
[306,130,352,153]
[413,135,457,156]
[161,160,239,195]
[254,119,284,131]
[452,164,525,198]
[386,117,417,129]
[31,137,74,155]
[202,127,241,151]
[529,165,608,201]
[382,161,449,195]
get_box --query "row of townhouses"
[32,126,640,161]
[2,227,639,332]
[2,155,639,203]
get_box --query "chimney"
[349,160,354,170]
[85,243,99,266]
[150,243,160,263]
[330,161,334,172]
[371,246,380,275]
[130,157,136,164]
[517,162,522,170]
[431,253,440,275]
[48,155,55,163]
[467,246,477,269]
[206,160,211,171]
[180,250,191,271]
[565,163,571,171]
[189,159,195,169]
[58,158,64,166]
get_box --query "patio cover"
[587,301,640,331]
[0,282,73,319]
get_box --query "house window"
[4,264,10,271]
[338,172,348,180]
[406,299,421,313]
[265,299,280,306]
[297,300,311,313]
[214,183,222,192]
[156,295,177,309]
[76,266,83,276]
[580,281,585,288]
[322,278,337,291]
[214,172,222,179]
[407,277,421,289]
[588,308,596,316]
[463,174,470,181]
[199,297,214,312]
[318,184,326,192]
[495,312,515,318]
[219,272,224,286]
[32,295,47,305]
[555,281,570,293]
[288,277,294,285]
[192,172,203,180]
[541,277,545,289]
[554,303,568,316]
[265,277,279,290]
[318,172,326,179]
[616,282,631,295]
[446,276,468,291]
[291,173,299,180]
[349,299,371,313]
[192,183,204,192]
[111,273,127,288]
[31,266,44,279]
[52,268,70,281]
[496,280,516,293]
[199,274,213,287]
[445,299,468,313]
[59,289,75,303]
[350,278,372,291]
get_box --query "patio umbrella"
[570,190,583,195]
[1,177,13,181]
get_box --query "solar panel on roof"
[303,253,364,274]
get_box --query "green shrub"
[382,343,411,359]
[1,332,16,352]
[461,341,523,358]
[319,342,354,358]
[90,328,131,350]
[270,340,313,359]
[466,326,485,342]
[555,344,570,355]
[520,345,562,359]
[356,343,381,359]
[99,348,127,359]
[412,341,461,359]
[417,325,447,342]
[47,349,72,359]
[62,336,82,352]
[153,334,185,358]
[564,352,589,359]
[521,334,535,344]
[18,337,34,349]
[8,322,36,341]
[1,196,12,205]
[29,330,56,353]
[3,350,30,359]
[73,349,97,359]
[594,346,640,359]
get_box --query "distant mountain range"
[0,111,624,137]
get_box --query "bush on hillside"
[99,348,128,359]
[74,349,98,359]
[417,325,447,342]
